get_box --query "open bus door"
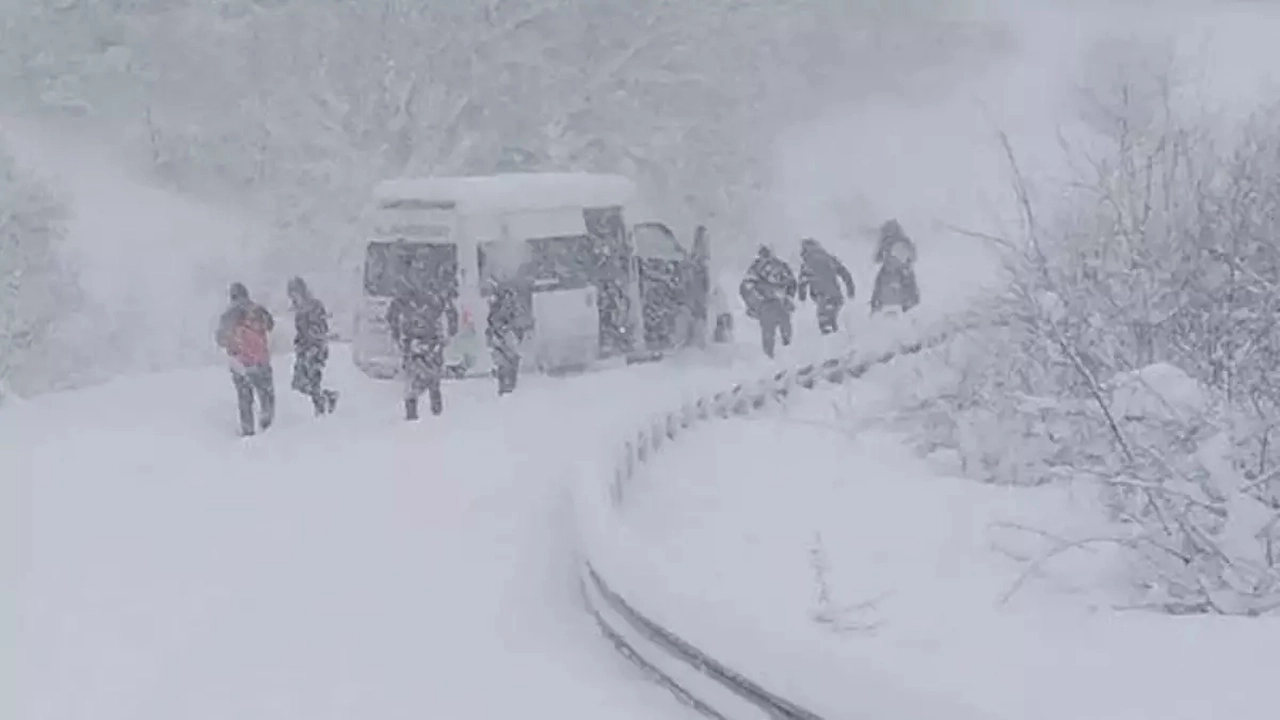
[633,221,708,354]
[583,206,634,357]
[688,225,711,347]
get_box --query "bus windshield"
[363,241,457,297]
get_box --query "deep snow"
[6,321,866,720]
[7,346,758,720]
[621,368,1280,720]
[11,3,1280,720]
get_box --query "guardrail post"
[712,391,729,418]
[610,467,624,506]
[727,385,747,416]
[820,357,842,384]
[796,364,816,389]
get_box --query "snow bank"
[622,383,1280,720]
[1109,362,1210,422]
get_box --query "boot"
[428,387,443,416]
[325,390,339,413]
[405,397,419,421]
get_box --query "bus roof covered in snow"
[373,173,639,215]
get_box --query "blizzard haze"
[3,117,274,387]
[7,0,1275,393]
[6,0,1016,393]
[6,1,1280,720]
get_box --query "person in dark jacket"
[286,276,338,416]
[485,281,528,396]
[386,278,449,420]
[215,282,275,436]
[870,219,920,314]
[798,238,856,334]
[738,245,797,358]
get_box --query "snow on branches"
[900,71,1280,615]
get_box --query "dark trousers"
[758,304,793,358]
[493,346,520,396]
[815,296,843,334]
[232,364,275,435]
[402,345,443,419]
[292,344,336,415]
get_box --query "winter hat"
[880,219,903,238]
[287,276,310,298]
[229,282,249,302]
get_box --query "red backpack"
[230,311,271,366]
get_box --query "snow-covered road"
[8,346,790,720]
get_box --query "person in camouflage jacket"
[738,245,797,358]
[287,276,339,416]
[798,238,855,334]
[386,278,451,420]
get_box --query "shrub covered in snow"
[889,76,1280,615]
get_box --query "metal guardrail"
[577,329,951,719]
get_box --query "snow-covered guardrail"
[573,322,980,720]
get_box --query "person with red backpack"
[216,282,276,436]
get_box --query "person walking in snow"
[710,284,734,343]
[485,280,528,396]
[738,245,797,358]
[797,237,856,334]
[216,282,276,436]
[386,276,449,420]
[870,219,920,314]
[286,276,339,416]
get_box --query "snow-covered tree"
[2,0,1006,274]
[0,145,78,396]
[0,0,1007,388]
[904,59,1280,614]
